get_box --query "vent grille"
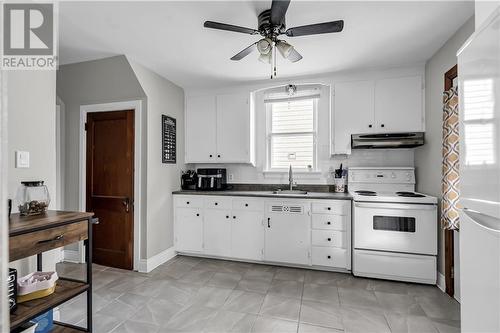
[270,205,303,214]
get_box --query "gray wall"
[7,70,59,274]
[415,16,474,275]
[57,55,146,254]
[128,59,185,258]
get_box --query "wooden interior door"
[86,110,134,270]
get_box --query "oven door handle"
[354,202,437,210]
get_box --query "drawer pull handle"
[327,255,331,259]
[37,235,64,244]
[327,222,331,225]
[267,217,271,228]
[327,238,331,242]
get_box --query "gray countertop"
[172,190,352,200]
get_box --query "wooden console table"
[9,211,95,332]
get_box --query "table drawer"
[232,198,264,211]
[312,201,348,215]
[204,196,232,210]
[312,247,347,268]
[10,221,88,261]
[312,215,346,231]
[174,195,204,208]
[312,230,346,248]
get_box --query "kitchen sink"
[272,189,308,195]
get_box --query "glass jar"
[16,181,50,216]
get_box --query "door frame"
[79,100,143,271]
[444,64,457,297]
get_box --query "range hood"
[351,132,424,149]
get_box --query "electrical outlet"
[228,174,234,181]
[15,151,30,168]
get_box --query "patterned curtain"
[442,86,460,230]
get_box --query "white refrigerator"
[457,7,500,333]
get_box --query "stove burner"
[396,191,426,198]
[355,190,377,196]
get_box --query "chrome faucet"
[289,165,294,191]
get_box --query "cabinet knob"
[210,154,213,158]
[215,202,218,206]
[233,216,236,219]
[187,201,190,205]
[327,238,332,242]
[218,154,221,158]
[327,255,331,259]
[245,203,248,207]
[196,213,200,216]
[368,124,372,128]
[381,124,385,128]
[327,207,331,211]
[226,215,229,219]
[327,221,331,225]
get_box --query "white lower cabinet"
[204,209,232,256]
[175,207,203,253]
[231,210,264,261]
[174,195,351,271]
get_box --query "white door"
[175,208,203,252]
[204,209,232,256]
[185,95,217,163]
[374,76,423,132]
[216,93,251,163]
[231,210,264,261]
[333,81,375,154]
[264,202,311,265]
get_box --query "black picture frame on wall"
[162,115,176,164]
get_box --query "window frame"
[264,98,319,172]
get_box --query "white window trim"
[264,98,319,173]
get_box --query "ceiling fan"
[203,0,344,78]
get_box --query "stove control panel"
[348,168,415,184]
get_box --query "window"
[266,98,317,171]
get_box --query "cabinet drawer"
[312,230,346,248]
[232,198,264,211]
[312,201,348,215]
[174,196,204,208]
[312,215,346,230]
[312,247,347,268]
[10,221,88,262]
[204,196,232,210]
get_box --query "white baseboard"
[63,250,83,263]
[137,247,177,273]
[437,272,446,292]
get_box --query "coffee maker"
[197,168,227,191]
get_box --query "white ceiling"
[59,1,474,88]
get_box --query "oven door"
[354,201,437,255]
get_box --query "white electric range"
[349,167,438,284]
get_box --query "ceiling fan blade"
[286,20,344,37]
[204,21,259,35]
[231,42,258,61]
[270,0,290,26]
[287,48,303,63]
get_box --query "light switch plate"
[15,151,30,168]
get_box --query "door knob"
[122,198,130,213]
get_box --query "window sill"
[262,170,323,179]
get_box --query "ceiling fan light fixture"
[276,40,294,58]
[258,52,272,64]
[257,38,273,54]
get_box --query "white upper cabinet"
[216,93,252,163]
[333,81,375,155]
[185,93,255,164]
[185,95,217,163]
[332,75,424,154]
[374,76,423,133]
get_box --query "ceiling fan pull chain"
[273,47,277,78]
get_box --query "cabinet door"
[231,210,264,261]
[333,81,375,154]
[204,209,232,256]
[216,93,251,163]
[185,95,217,163]
[175,208,203,252]
[264,203,311,265]
[374,76,423,132]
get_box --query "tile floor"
[56,256,460,333]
